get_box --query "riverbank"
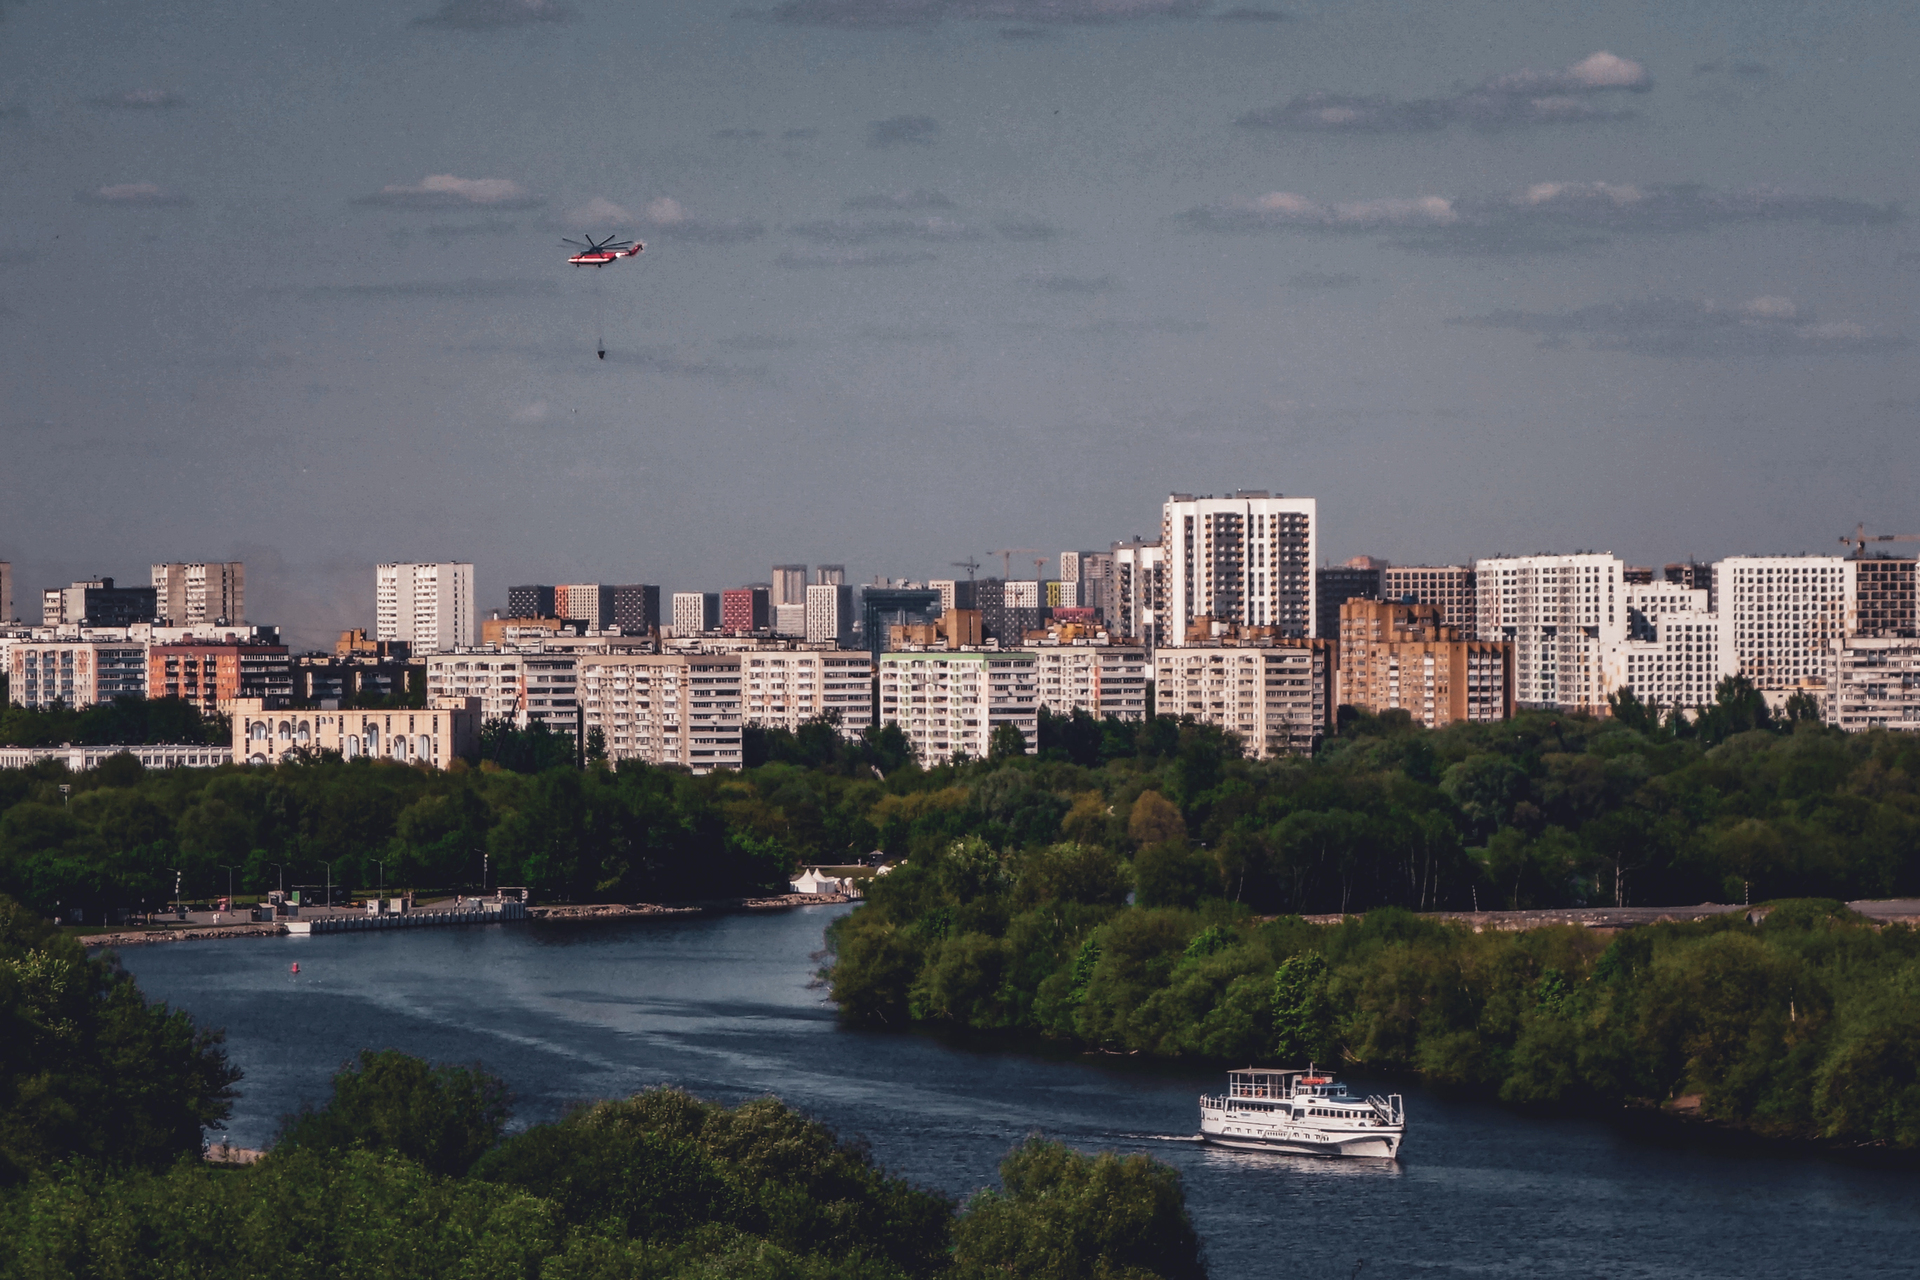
[1296,898,1920,931]
[79,892,857,948]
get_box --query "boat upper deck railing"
[1226,1069,1302,1099]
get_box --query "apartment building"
[878,651,1038,765]
[1162,491,1316,638]
[42,578,157,627]
[577,651,742,773]
[1475,554,1625,713]
[805,582,853,645]
[974,578,1042,644]
[613,584,661,633]
[1382,564,1477,634]
[1153,639,1334,758]
[151,562,244,626]
[672,591,720,636]
[1824,637,1920,731]
[1016,643,1151,722]
[722,586,771,634]
[425,652,527,722]
[232,698,480,769]
[1110,540,1166,647]
[1336,600,1512,728]
[148,642,292,712]
[1603,584,1733,711]
[376,563,474,652]
[555,584,615,630]
[293,655,415,707]
[1714,557,1845,693]
[771,565,809,608]
[508,584,556,618]
[522,653,580,735]
[743,650,874,736]
[8,640,148,708]
[1316,558,1383,641]
[0,743,230,772]
[1845,557,1917,638]
[1061,551,1114,621]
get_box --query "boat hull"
[1200,1113,1402,1159]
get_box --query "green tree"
[1271,952,1333,1064]
[989,722,1029,762]
[953,1136,1204,1280]
[276,1048,510,1177]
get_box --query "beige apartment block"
[1016,643,1150,722]
[1337,600,1512,728]
[743,649,874,736]
[578,652,742,773]
[878,651,1037,766]
[230,698,480,769]
[1153,639,1333,758]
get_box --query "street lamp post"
[165,867,181,919]
[218,864,236,918]
[269,863,284,895]
[317,861,333,916]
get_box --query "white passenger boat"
[1199,1066,1404,1159]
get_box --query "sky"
[1,0,1915,649]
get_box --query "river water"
[121,907,1920,1279]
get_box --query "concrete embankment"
[1299,899,1920,931]
[81,893,854,948]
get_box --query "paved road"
[1301,899,1920,929]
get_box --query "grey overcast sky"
[1,0,1915,646]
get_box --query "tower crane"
[990,548,1040,578]
[950,557,981,581]
[1840,524,1920,558]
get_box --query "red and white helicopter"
[562,233,643,267]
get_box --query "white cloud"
[76,181,190,206]
[1740,296,1798,320]
[356,174,544,209]
[94,89,186,110]
[644,197,687,225]
[563,197,636,230]
[1238,50,1652,134]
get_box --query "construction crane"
[1033,557,1050,582]
[1840,524,1920,558]
[990,548,1040,579]
[950,557,981,582]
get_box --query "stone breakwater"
[80,894,856,947]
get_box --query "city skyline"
[2,0,1914,652]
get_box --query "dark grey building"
[612,584,661,633]
[1315,563,1383,640]
[975,578,1042,645]
[508,584,556,619]
[43,578,157,627]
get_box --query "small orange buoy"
[290,963,300,974]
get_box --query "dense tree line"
[0,895,1205,1279]
[5,676,1920,918]
[0,696,228,749]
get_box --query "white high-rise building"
[672,591,719,637]
[1601,583,1733,711]
[376,563,474,652]
[0,561,12,624]
[1475,554,1625,713]
[743,650,873,736]
[1714,557,1846,693]
[1161,491,1316,639]
[1110,541,1167,648]
[151,562,245,627]
[878,651,1038,765]
[773,603,807,637]
[806,582,853,645]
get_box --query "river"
[120,906,1920,1279]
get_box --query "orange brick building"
[1337,599,1512,728]
[149,643,292,712]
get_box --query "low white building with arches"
[228,698,481,769]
